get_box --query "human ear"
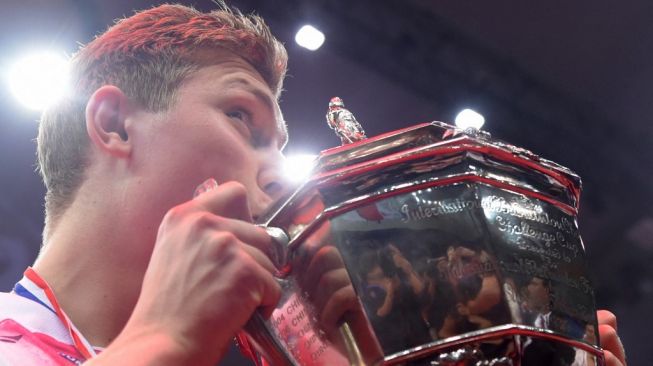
[85,85,132,158]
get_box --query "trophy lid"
[260,102,582,229]
[314,121,581,206]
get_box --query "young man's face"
[133,52,288,221]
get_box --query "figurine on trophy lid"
[326,96,367,145]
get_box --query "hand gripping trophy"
[326,96,367,144]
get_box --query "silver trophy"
[241,98,605,366]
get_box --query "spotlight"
[7,51,70,111]
[295,25,325,51]
[455,108,485,130]
[284,153,317,182]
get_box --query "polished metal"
[246,120,604,365]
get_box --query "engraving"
[482,196,574,235]
[305,333,319,349]
[297,321,312,338]
[271,313,285,328]
[271,291,333,364]
[286,297,301,314]
[439,258,495,282]
[400,198,480,222]
[495,216,558,244]
[400,194,575,237]
[291,309,307,327]
[399,192,583,271]
[500,259,593,296]
[310,343,327,361]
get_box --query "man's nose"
[256,149,289,204]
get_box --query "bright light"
[455,108,485,130]
[284,153,317,182]
[295,25,325,51]
[7,51,70,111]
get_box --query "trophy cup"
[239,98,605,365]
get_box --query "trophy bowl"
[240,101,605,366]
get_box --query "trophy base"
[383,325,604,366]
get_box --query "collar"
[13,267,98,360]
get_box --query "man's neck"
[32,200,154,347]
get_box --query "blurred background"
[0,0,650,364]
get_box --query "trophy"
[239,98,605,365]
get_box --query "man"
[521,277,580,366]
[523,277,590,338]
[0,3,627,366]
[1,4,285,365]
[358,245,431,354]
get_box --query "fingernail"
[193,178,219,199]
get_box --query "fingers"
[599,323,626,365]
[320,285,359,333]
[313,268,353,315]
[131,178,283,361]
[237,235,278,275]
[597,309,625,365]
[193,180,253,222]
[598,309,618,331]
[189,179,278,271]
[207,232,281,316]
[295,245,360,332]
[193,177,220,198]
[604,349,625,366]
[300,245,346,290]
[242,253,282,318]
[205,215,277,273]
[189,180,281,311]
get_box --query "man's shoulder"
[0,291,37,310]
[0,291,66,338]
[0,292,83,365]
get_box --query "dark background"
[0,1,651,364]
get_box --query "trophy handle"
[241,312,296,366]
[236,226,296,366]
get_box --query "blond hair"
[37,4,288,228]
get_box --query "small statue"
[326,96,366,145]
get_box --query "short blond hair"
[37,4,288,227]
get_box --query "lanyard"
[15,267,98,360]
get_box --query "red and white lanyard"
[20,267,98,360]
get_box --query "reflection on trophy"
[241,98,605,365]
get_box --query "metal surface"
[246,121,604,365]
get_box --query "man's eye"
[226,109,265,146]
[226,110,248,121]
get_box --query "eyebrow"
[224,77,288,148]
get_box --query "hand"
[299,245,356,334]
[388,245,411,273]
[293,224,370,340]
[298,244,379,358]
[90,181,281,365]
[387,245,424,295]
[598,310,626,366]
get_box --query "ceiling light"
[7,51,70,111]
[455,108,485,130]
[295,25,325,51]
